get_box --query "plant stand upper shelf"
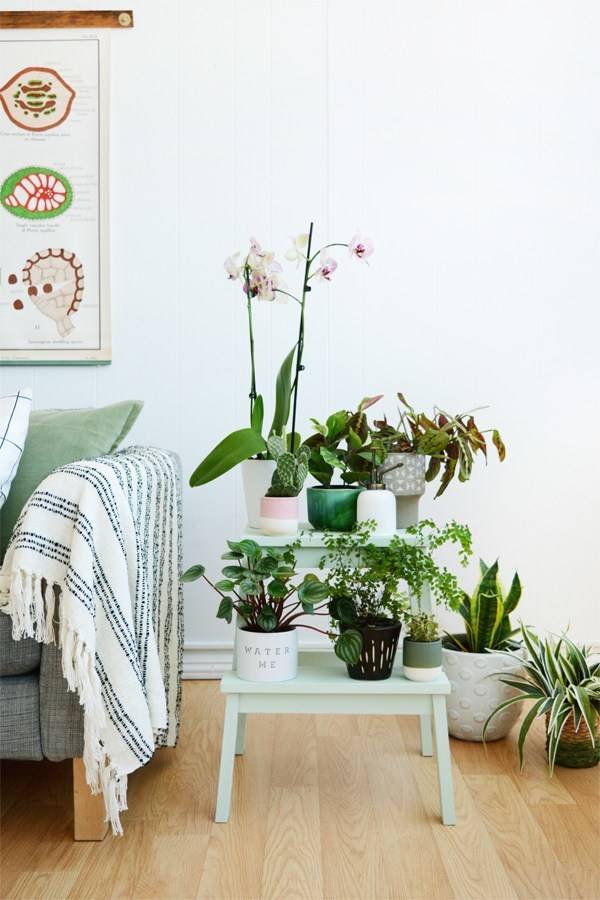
[215,525,456,826]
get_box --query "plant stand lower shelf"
[215,651,456,826]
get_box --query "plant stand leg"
[215,694,239,823]
[419,714,433,757]
[73,758,108,841]
[432,696,456,825]
[235,712,247,755]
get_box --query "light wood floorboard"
[1,681,598,900]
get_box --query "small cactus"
[266,435,309,497]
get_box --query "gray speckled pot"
[380,453,427,496]
[442,641,525,741]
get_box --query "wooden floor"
[1,681,599,900]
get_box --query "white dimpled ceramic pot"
[236,628,298,682]
[443,642,524,741]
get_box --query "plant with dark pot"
[484,625,600,770]
[442,560,524,740]
[182,538,330,683]
[260,435,310,535]
[403,612,443,682]
[303,395,385,531]
[321,520,472,680]
[372,392,506,499]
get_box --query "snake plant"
[483,625,600,772]
[444,559,521,653]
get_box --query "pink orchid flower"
[315,257,338,281]
[348,234,374,262]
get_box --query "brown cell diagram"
[21,248,85,336]
[0,67,76,132]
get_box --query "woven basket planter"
[546,711,600,769]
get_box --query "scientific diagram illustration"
[0,66,76,132]
[1,167,73,219]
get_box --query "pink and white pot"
[260,495,299,536]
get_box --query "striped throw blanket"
[0,447,183,835]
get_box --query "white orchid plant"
[190,223,374,488]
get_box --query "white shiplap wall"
[1,1,599,676]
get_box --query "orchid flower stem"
[244,266,257,422]
[274,289,301,304]
[290,220,314,452]
[308,242,348,266]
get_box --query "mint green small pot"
[306,485,363,532]
[403,638,442,682]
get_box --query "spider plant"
[483,625,600,772]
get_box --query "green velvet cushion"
[0,400,142,560]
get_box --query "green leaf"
[320,446,345,470]
[334,596,359,626]
[483,695,525,743]
[181,564,205,583]
[227,540,242,552]
[298,578,329,604]
[335,629,363,664]
[257,606,278,632]
[221,565,244,581]
[251,395,264,434]
[238,539,260,557]
[471,560,501,652]
[217,596,233,624]
[270,345,296,437]
[267,579,288,599]
[326,410,349,440]
[254,556,279,575]
[190,428,267,486]
[492,430,506,461]
[214,579,235,592]
[479,559,489,576]
[504,572,521,617]
[239,577,259,595]
[286,431,302,452]
[425,456,441,482]
[517,697,546,769]
[571,685,597,746]
[221,550,244,560]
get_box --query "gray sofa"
[0,605,83,762]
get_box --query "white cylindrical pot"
[443,643,524,741]
[236,627,298,682]
[380,453,427,497]
[242,459,276,529]
[260,495,299,536]
[357,486,396,534]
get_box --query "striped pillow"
[0,388,32,509]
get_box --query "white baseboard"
[182,640,329,679]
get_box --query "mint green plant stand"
[215,526,456,826]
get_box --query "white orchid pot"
[242,459,276,529]
[236,627,298,682]
[260,495,299,536]
[442,642,525,741]
[380,453,427,528]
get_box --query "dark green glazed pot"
[306,486,363,532]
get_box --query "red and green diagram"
[1,166,73,219]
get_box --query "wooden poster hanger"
[0,10,134,29]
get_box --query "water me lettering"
[244,645,291,669]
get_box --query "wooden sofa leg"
[73,758,108,841]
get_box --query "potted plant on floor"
[442,560,523,741]
[303,396,384,532]
[484,626,600,770]
[182,539,330,683]
[402,612,443,682]
[260,435,309,535]
[190,228,374,528]
[322,520,472,680]
[372,393,506,527]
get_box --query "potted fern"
[442,560,523,741]
[484,626,600,770]
[403,612,443,682]
[181,539,330,682]
[259,435,309,535]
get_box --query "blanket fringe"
[7,568,128,835]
